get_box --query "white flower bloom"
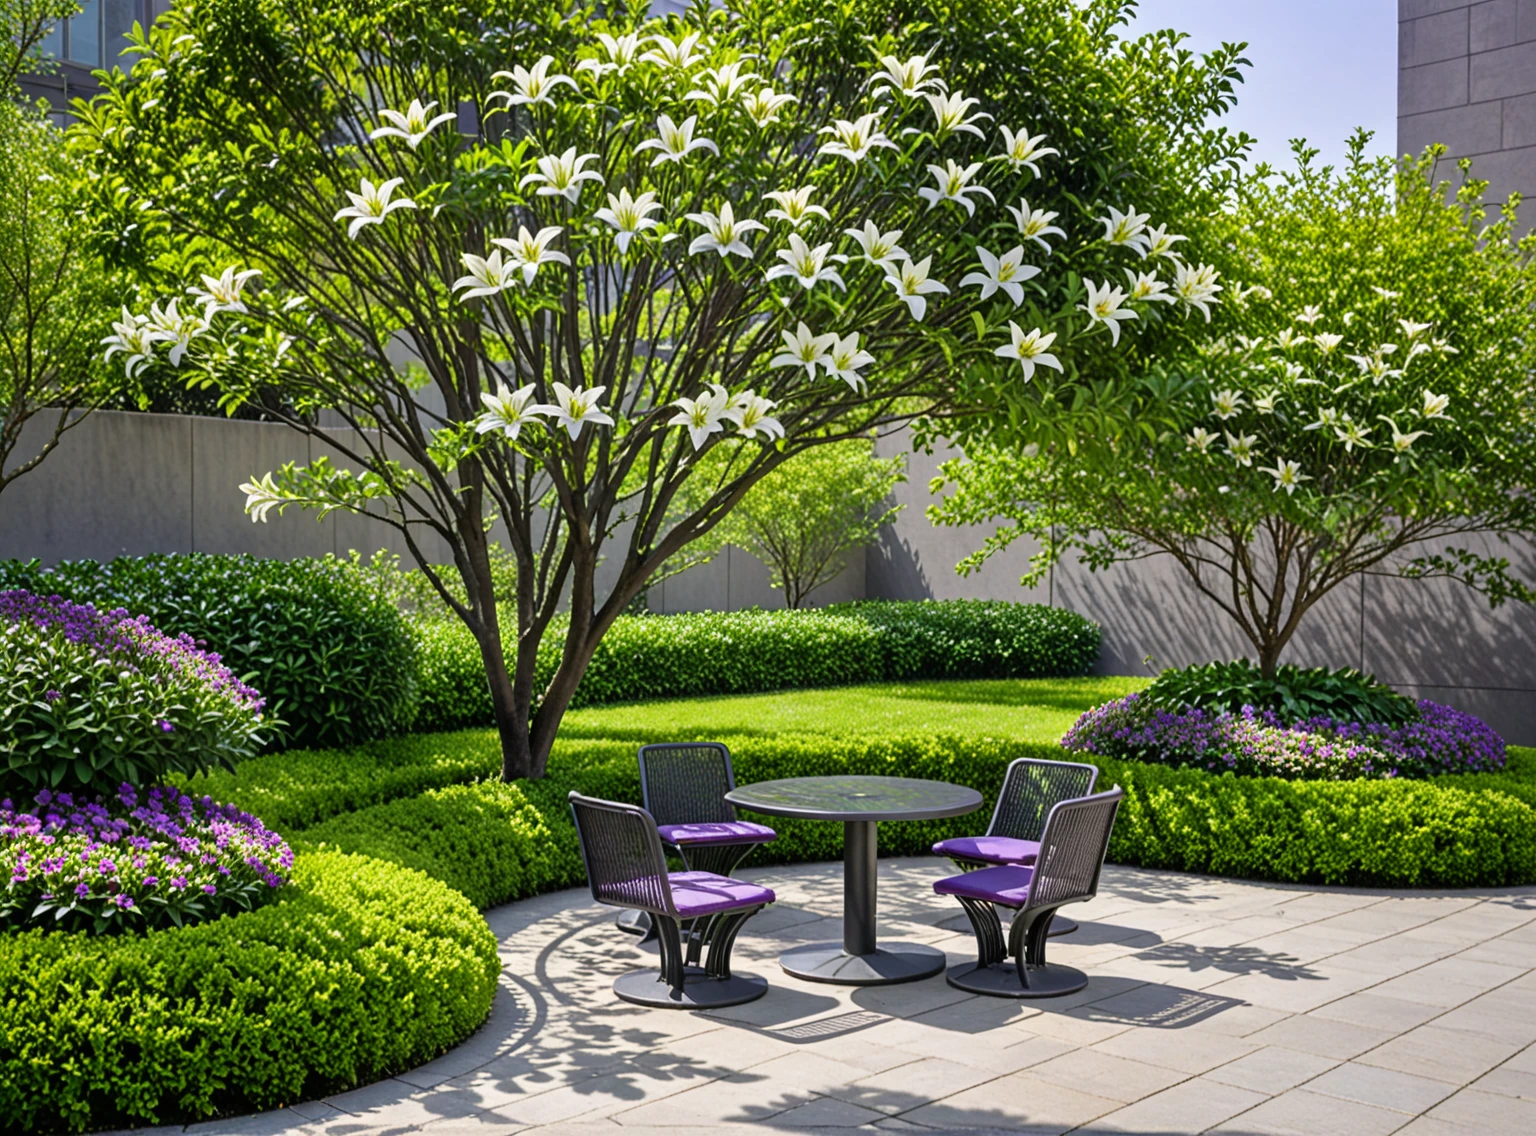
[685,201,767,259]
[1260,458,1311,495]
[1211,389,1245,420]
[101,306,161,377]
[334,177,416,239]
[1254,390,1280,415]
[146,298,208,366]
[1398,318,1433,340]
[1281,361,1310,383]
[1100,205,1151,254]
[1312,332,1344,354]
[639,32,707,70]
[924,90,992,139]
[1240,283,1273,302]
[741,86,798,128]
[452,249,521,300]
[1371,285,1401,300]
[917,159,994,215]
[1124,268,1173,304]
[1334,420,1373,452]
[1346,348,1402,385]
[490,56,577,107]
[1186,427,1218,454]
[476,384,542,440]
[1173,261,1223,321]
[770,321,837,378]
[371,99,457,149]
[823,332,875,391]
[539,382,613,440]
[490,225,570,285]
[1008,199,1065,253]
[843,220,908,269]
[1421,389,1452,419]
[595,188,664,254]
[726,391,784,440]
[1294,305,1324,325]
[1224,431,1258,467]
[669,384,733,449]
[993,322,1061,382]
[883,256,950,321]
[239,472,286,523]
[1079,278,1137,345]
[519,147,603,204]
[1379,417,1429,456]
[576,32,642,77]
[1142,224,1186,261]
[189,267,262,316]
[818,112,898,163]
[960,246,1040,306]
[686,61,754,106]
[764,186,831,229]
[634,114,719,166]
[1274,327,1304,350]
[1304,406,1343,432]
[1432,336,1459,356]
[871,52,944,98]
[996,127,1057,176]
[766,234,847,291]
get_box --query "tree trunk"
[1255,640,1282,679]
[474,623,534,780]
[526,630,599,779]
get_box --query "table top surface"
[725,775,984,822]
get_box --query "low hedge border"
[0,850,499,1134]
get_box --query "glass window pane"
[103,0,136,63]
[69,0,101,67]
[38,21,64,62]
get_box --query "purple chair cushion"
[657,821,777,847]
[932,835,1040,866]
[668,871,775,916]
[933,865,1035,909]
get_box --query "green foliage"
[0,553,419,750]
[1142,660,1417,726]
[0,850,498,1133]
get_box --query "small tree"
[79,0,1245,777]
[933,134,1536,676]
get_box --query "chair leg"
[704,904,761,979]
[653,915,685,997]
[956,895,1007,967]
[1007,907,1059,989]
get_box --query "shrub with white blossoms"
[80,0,1234,777]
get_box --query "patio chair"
[615,742,777,940]
[933,787,1122,998]
[569,791,775,1008]
[931,756,1097,937]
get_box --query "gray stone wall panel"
[1400,56,1471,114]
[1401,7,1471,67]
[1398,101,1504,156]
[1469,37,1536,99]
[1401,0,1472,21]
[1470,0,1519,52]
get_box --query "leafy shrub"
[1142,659,1417,726]
[1,785,292,934]
[0,849,498,1133]
[1064,693,1506,780]
[0,554,418,750]
[0,591,266,797]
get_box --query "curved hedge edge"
[0,850,498,1134]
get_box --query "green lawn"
[557,674,1148,744]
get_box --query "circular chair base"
[613,967,768,1009]
[945,961,1089,998]
[615,909,652,937]
[1049,915,1079,938]
[780,942,947,986]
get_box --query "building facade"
[19,1,167,116]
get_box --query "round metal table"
[725,775,983,986]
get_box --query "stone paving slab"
[116,860,1536,1135]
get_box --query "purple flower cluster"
[1062,693,1506,781]
[0,784,292,934]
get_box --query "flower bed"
[1062,692,1505,780]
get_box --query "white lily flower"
[871,52,944,98]
[334,177,416,239]
[101,306,161,377]
[766,234,847,291]
[1346,348,1402,385]
[1304,406,1343,432]
[1142,224,1186,261]
[1379,417,1429,456]
[519,147,603,204]
[960,246,1039,307]
[1211,389,1245,420]
[1240,283,1274,302]
[669,384,733,450]
[1079,278,1137,345]
[1173,261,1223,321]
[818,112,898,163]
[189,267,262,316]
[539,382,613,440]
[687,62,754,106]
[1124,268,1173,304]
[1254,390,1280,415]
[823,332,875,391]
[741,86,798,128]
[1186,427,1218,454]
[1398,318,1432,340]
[147,298,208,367]
[639,32,707,70]
[490,56,577,107]
[1100,205,1151,254]
[996,127,1057,176]
[883,256,950,322]
[453,249,521,300]
[239,472,286,523]
[1008,199,1065,253]
[476,384,542,440]
[726,391,784,440]
[993,322,1061,382]
[1274,327,1304,350]
[924,90,991,139]
[1236,335,1266,353]
[1421,390,1452,419]
[843,220,908,269]
[595,188,664,254]
[576,32,641,78]
[1312,332,1344,354]
[490,225,570,285]
[1294,305,1324,325]
[685,201,767,259]
[917,159,994,215]
[1432,336,1459,356]
[770,321,837,378]
[634,114,719,166]
[371,99,457,149]
[764,186,831,229]
[1260,458,1311,495]
[1371,285,1402,300]
[1224,431,1258,467]
[1334,420,1372,452]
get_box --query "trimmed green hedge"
[0,850,498,1133]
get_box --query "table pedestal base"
[780,941,947,986]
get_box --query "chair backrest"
[568,792,675,915]
[988,757,1099,842]
[1025,787,1123,912]
[637,742,738,827]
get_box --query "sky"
[1121,0,1398,174]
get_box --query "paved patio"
[145,858,1534,1136]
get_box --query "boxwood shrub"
[0,554,418,750]
[0,849,498,1133]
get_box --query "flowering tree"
[79,0,1237,777]
[933,135,1536,677]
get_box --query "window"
[38,0,140,70]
